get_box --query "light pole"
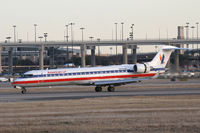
[13,25,16,43]
[115,23,118,57]
[191,26,195,39]
[70,23,75,42]
[70,23,75,56]
[185,25,189,49]
[44,33,48,42]
[185,25,189,39]
[65,24,69,59]
[38,36,43,42]
[12,25,16,75]
[89,36,94,41]
[115,23,118,41]
[80,27,85,61]
[196,22,199,39]
[121,22,124,41]
[65,24,69,42]
[80,27,85,42]
[191,26,195,49]
[6,37,11,43]
[6,36,11,43]
[34,24,37,43]
[186,22,189,39]
[196,22,199,50]
[131,24,134,40]
[185,22,190,49]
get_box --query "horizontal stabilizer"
[162,46,191,50]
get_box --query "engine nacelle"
[133,63,151,73]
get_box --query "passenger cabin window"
[21,74,33,78]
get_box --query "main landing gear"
[21,87,27,94]
[95,86,115,92]
[95,86,102,92]
[107,86,115,92]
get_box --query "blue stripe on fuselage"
[152,68,165,71]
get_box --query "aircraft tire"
[107,86,115,92]
[95,86,102,92]
[21,88,27,94]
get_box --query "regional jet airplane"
[12,45,186,94]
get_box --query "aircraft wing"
[94,78,147,86]
[94,72,159,86]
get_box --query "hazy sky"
[0,0,199,43]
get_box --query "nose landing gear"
[14,86,27,94]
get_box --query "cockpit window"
[21,74,33,78]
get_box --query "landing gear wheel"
[95,86,102,92]
[21,88,27,94]
[107,86,115,92]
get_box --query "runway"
[1,88,200,102]
[0,79,200,102]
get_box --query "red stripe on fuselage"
[12,73,156,85]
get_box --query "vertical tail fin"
[148,46,188,68]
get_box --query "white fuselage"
[12,64,162,88]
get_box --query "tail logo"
[160,54,165,64]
